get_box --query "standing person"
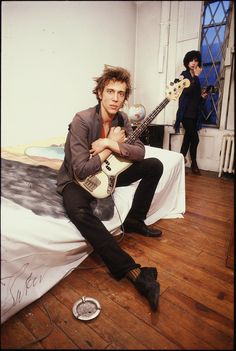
[174,50,207,175]
[57,65,164,311]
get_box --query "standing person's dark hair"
[174,50,207,175]
[57,65,164,311]
[183,50,202,69]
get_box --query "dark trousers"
[180,118,199,161]
[62,157,163,280]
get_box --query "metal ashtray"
[72,296,101,321]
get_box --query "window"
[199,0,233,127]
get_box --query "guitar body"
[76,78,190,198]
[77,154,132,198]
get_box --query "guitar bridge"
[83,175,101,192]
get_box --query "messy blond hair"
[93,65,132,102]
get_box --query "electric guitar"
[75,78,190,198]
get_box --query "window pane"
[200,0,232,126]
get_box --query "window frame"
[199,0,233,128]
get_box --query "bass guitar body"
[76,154,132,198]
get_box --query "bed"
[1,137,185,324]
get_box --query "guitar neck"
[125,97,169,145]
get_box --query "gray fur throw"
[1,158,114,221]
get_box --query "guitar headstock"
[166,77,190,101]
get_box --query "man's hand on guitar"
[108,126,126,143]
[90,127,126,157]
[90,138,108,156]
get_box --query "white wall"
[2,0,234,173]
[133,1,162,121]
[2,0,136,147]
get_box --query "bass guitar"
[75,77,190,198]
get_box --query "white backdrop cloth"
[1,146,185,323]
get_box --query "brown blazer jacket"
[57,105,145,194]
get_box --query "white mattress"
[1,145,185,323]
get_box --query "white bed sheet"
[1,146,185,323]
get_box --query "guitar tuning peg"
[174,78,179,83]
[169,82,174,86]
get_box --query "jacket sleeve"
[70,114,102,180]
[174,96,186,133]
[181,70,198,95]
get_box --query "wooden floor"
[1,169,234,350]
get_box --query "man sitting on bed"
[57,65,163,311]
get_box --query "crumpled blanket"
[1,158,114,221]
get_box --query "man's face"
[98,80,127,116]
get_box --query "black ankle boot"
[134,267,160,311]
[191,161,201,175]
[123,218,162,237]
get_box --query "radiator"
[218,134,234,177]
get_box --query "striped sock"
[126,268,141,282]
